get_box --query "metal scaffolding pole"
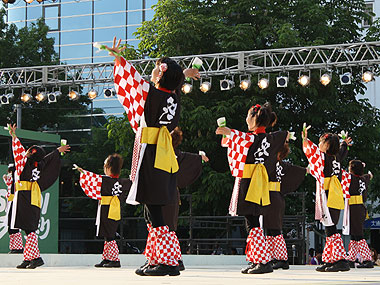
[1,41,380,89]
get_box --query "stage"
[0,255,379,284]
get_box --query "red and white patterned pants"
[246,227,271,264]
[9,232,24,250]
[23,232,40,261]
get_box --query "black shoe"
[16,260,30,269]
[103,261,121,268]
[316,263,332,272]
[273,260,289,270]
[325,260,350,272]
[357,260,374,268]
[135,263,155,276]
[241,263,256,274]
[248,262,273,274]
[143,264,180,276]
[95,260,110,267]
[9,249,24,254]
[26,257,44,269]
[348,261,355,268]
[178,260,185,271]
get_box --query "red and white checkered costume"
[12,136,27,182]
[23,232,40,261]
[340,170,351,199]
[9,232,23,251]
[246,227,271,264]
[273,235,288,261]
[357,239,372,262]
[101,240,120,261]
[322,233,346,263]
[266,235,276,260]
[101,241,109,260]
[151,226,180,266]
[3,173,13,199]
[79,170,102,201]
[347,240,359,262]
[341,169,351,235]
[144,224,159,265]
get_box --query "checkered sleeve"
[3,174,12,199]
[341,169,351,199]
[227,129,255,177]
[12,136,27,179]
[114,56,150,133]
[79,170,102,200]
[303,139,324,181]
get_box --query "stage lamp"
[340,72,351,85]
[276,76,288,88]
[320,73,332,86]
[68,90,79,101]
[1,93,13,105]
[36,0,44,2]
[258,78,269,90]
[181,83,193,94]
[35,91,47,102]
[240,79,251,91]
[88,89,98,100]
[298,74,310,87]
[200,79,211,93]
[220,79,235,91]
[21,92,32,103]
[24,0,34,3]
[2,0,17,4]
[362,71,374,83]
[104,88,115,98]
[48,90,62,103]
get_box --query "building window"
[43,4,60,32]
[363,2,374,27]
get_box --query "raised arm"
[79,170,102,200]
[303,138,324,181]
[9,124,27,179]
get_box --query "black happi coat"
[161,150,203,231]
[349,174,370,236]
[263,161,306,230]
[98,176,131,238]
[323,142,348,225]
[13,150,61,231]
[237,131,288,217]
[136,87,181,205]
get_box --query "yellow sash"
[101,196,121,221]
[349,195,363,205]
[243,164,270,206]
[269,182,281,192]
[141,126,179,173]
[324,176,344,210]
[15,181,41,208]
[8,194,14,202]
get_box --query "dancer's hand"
[344,137,352,146]
[301,123,310,141]
[216,127,231,136]
[201,155,209,163]
[8,123,16,138]
[58,145,71,154]
[183,68,200,80]
[104,37,127,63]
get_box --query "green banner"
[0,152,59,252]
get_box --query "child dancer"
[216,103,289,274]
[302,126,351,272]
[107,37,191,276]
[76,154,131,268]
[2,164,24,254]
[342,160,374,268]
[263,143,307,270]
[8,124,70,269]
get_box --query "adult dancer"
[302,126,351,272]
[216,103,288,274]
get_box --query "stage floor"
[0,265,379,285]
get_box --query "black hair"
[277,143,290,161]
[319,133,340,156]
[156,57,185,91]
[26,145,46,163]
[171,127,183,149]
[349,160,364,176]
[104,154,124,176]
[249,102,277,128]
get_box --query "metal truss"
[1,41,380,89]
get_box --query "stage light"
[181,83,193,94]
[298,74,310,87]
[88,89,98,100]
[340,72,351,85]
[258,78,269,89]
[0,92,14,105]
[21,92,32,103]
[362,71,374,83]
[24,0,34,3]
[276,76,288,88]
[68,90,79,101]
[48,90,62,103]
[220,79,235,91]
[104,88,115,98]
[35,91,47,102]
[2,0,17,4]
[240,79,251,91]
[200,80,211,93]
[36,0,44,2]
[320,73,332,86]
